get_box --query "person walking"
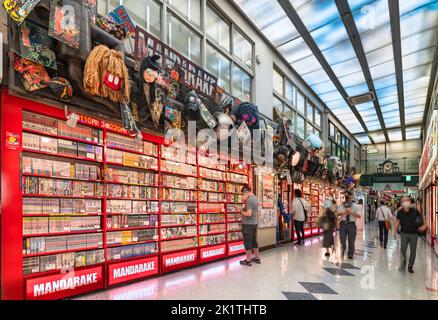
[376,200,391,249]
[291,189,310,246]
[393,196,427,273]
[239,186,260,266]
[337,191,362,260]
[356,199,365,233]
[321,200,337,257]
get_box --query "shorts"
[242,224,258,250]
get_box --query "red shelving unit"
[1,93,249,300]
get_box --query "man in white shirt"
[291,189,310,246]
[376,200,391,249]
[337,191,362,260]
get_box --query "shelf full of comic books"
[2,99,249,299]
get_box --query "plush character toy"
[83,45,131,103]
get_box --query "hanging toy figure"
[83,45,131,103]
[230,102,260,131]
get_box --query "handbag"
[385,220,391,231]
[298,198,308,222]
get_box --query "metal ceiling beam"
[277,0,375,144]
[336,0,389,143]
[388,0,407,140]
[421,43,438,140]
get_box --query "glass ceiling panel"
[369,132,386,143]
[373,74,397,91]
[361,25,393,54]
[311,81,338,95]
[405,87,430,101]
[388,129,402,141]
[405,126,422,139]
[294,57,325,76]
[402,48,436,70]
[405,97,427,108]
[234,0,300,46]
[403,65,432,82]
[404,77,431,92]
[378,95,398,107]
[319,90,345,103]
[405,105,425,115]
[278,37,314,63]
[380,103,399,113]
[356,102,375,111]
[354,134,371,144]
[406,117,424,126]
[385,119,401,129]
[382,110,401,118]
[369,60,396,80]
[326,99,348,109]
[401,29,438,57]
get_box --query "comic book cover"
[19,20,57,69]
[13,54,50,91]
[3,0,41,24]
[48,0,80,49]
[83,0,97,24]
[109,5,136,35]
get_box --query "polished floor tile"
[282,292,317,300]
[299,282,338,294]
[75,224,438,300]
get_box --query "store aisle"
[76,224,438,300]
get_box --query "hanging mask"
[84,45,131,103]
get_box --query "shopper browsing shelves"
[239,186,260,266]
[291,189,310,246]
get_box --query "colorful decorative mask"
[13,54,50,91]
[83,45,131,103]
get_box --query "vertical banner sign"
[134,26,218,99]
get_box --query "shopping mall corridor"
[76,224,438,300]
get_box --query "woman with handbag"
[376,200,391,249]
[320,200,337,257]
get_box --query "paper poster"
[5,132,21,150]
[19,20,57,69]
[48,0,80,49]
[109,5,136,35]
[262,174,274,208]
[258,208,277,228]
[3,0,41,24]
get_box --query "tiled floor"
[76,224,438,300]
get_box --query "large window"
[168,0,201,27]
[232,65,251,101]
[206,44,231,92]
[98,0,254,100]
[273,67,322,138]
[233,29,252,68]
[329,121,350,162]
[206,6,230,52]
[168,14,202,65]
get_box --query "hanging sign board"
[134,26,218,99]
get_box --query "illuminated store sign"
[228,241,245,256]
[108,257,159,286]
[200,244,226,262]
[25,267,103,300]
[162,249,198,272]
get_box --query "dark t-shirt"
[397,208,422,234]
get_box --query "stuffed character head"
[83,45,131,103]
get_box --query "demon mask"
[83,45,131,103]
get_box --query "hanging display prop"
[3,0,41,24]
[48,0,81,49]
